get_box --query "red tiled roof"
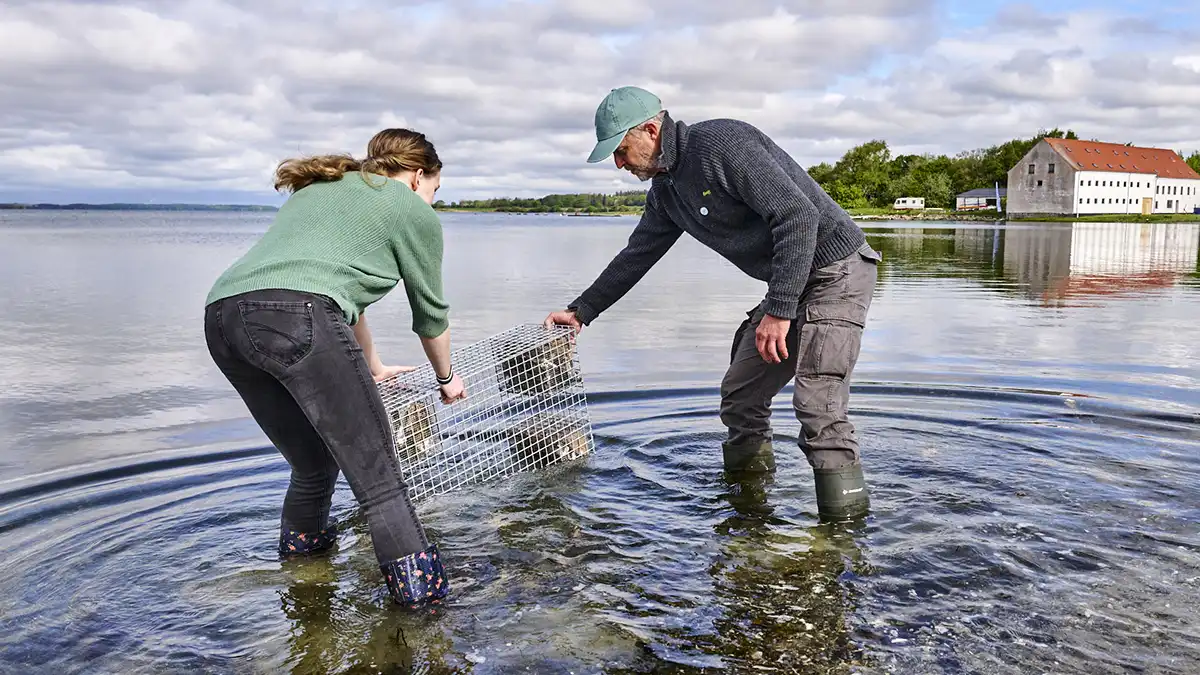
[1045,138,1200,180]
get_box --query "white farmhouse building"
[1006,138,1200,217]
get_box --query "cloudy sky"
[2,0,1199,204]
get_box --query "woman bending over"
[204,128,465,609]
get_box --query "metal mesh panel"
[375,323,595,503]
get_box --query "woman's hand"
[438,372,467,404]
[372,364,416,382]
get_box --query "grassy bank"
[1010,213,1200,223]
[847,208,1002,221]
[436,206,1200,223]
[436,205,1001,220]
[435,206,639,215]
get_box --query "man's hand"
[755,314,791,364]
[543,310,584,336]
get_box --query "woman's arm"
[419,327,452,380]
[353,312,416,382]
[421,327,466,403]
[389,197,464,402]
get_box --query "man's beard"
[625,154,665,181]
[628,167,656,181]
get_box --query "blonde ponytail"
[272,129,442,194]
[273,154,362,193]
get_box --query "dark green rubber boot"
[814,465,870,521]
[721,440,777,473]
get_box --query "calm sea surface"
[0,211,1197,674]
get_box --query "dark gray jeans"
[720,244,880,470]
[204,289,428,563]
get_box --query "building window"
[1168,200,1173,208]
[1049,163,1055,174]
[1028,164,1035,174]
[1037,180,1043,187]
[1079,198,1084,204]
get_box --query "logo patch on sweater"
[702,189,712,197]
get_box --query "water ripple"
[0,382,1197,674]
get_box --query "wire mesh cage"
[375,323,595,503]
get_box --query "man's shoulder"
[687,118,769,148]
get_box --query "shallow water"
[1,211,1198,674]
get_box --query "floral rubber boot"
[380,544,450,609]
[278,523,339,556]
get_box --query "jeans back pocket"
[237,299,315,368]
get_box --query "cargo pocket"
[729,305,761,363]
[794,302,867,413]
[238,299,315,368]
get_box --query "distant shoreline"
[5,203,1197,224]
[0,203,279,212]
[435,207,639,216]
[1007,213,1200,223]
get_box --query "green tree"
[824,181,870,209]
[1186,151,1200,174]
[807,162,836,185]
[917,172,954,208]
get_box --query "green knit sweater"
[206,172,449,338]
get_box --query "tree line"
[435,131,1200,213]
[437,190,647,213]
[810,131,1200,210]
[807,129,1087,209]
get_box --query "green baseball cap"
[587,86,662,163]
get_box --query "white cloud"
[0,0,1197,203]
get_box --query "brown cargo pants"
[719,243,880,470]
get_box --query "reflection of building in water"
[1002,223,1200,302]
[953,227,1004,265]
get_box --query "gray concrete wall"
[1006,141,1076,215]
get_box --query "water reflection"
[275,553,464,674]
[866,222,1200,305]
[706,472,869,672]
